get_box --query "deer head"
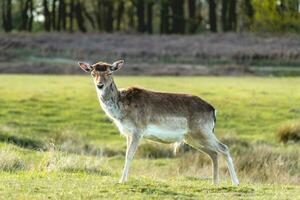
[78,60,124,90]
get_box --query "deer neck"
[97,80,123,120]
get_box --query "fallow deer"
[78,60,239,185]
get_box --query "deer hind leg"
[201,148,219,185]
[186,124,239,185]
[214,141,239,185]
[184,137,219,185]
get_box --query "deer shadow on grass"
[0,132,123,157]
[60,167,112,176]
[0,133,46,150]
[116,181,196,199]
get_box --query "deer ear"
[110,60,124,72]
[78,62,92,72]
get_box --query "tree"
[27,0,34,31]
[137,0,146,33]
[20,0,29,31]
[2,0,300,34]
[20,0,33,31]
[43,0,51,31]
[93,0,103,31]
[188,0,198,33]
[74,0,87,32]
[252,0,300,32]
[1,0,12,32]
[222,0,237,32]
[238,0,254,31]
[244,0,254,19]
[52,0,57,30]
[221,0,228,31]
[82,2,96,30]
[104,0,113,32]
[208,0,217,32]
[146,0,154,33]
[69,0,75,32]
[116,0,125,31]
[228,0,237,31]
[57,0,67,31]
[127,0,135,31]
[171,0,185,33]
[160,0,170,34]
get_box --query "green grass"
[1,75,299,142]
[1,172,299,200]
[0,75,300,199]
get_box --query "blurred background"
[1,0,300,75]
[0,1,300,198]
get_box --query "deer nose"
[97,84,104,89]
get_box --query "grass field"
[0,75,300,199]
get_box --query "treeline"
[1,0,300,33]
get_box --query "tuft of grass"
[0,149,26,172]
[39,152,111,176]
[137,143,174,159]
[277,123,300,144]
[48,130,124,157]
[235,144,300,184]
[173,138,300,184]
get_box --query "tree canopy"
[1,0,300,33]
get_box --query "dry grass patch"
[235,144,300,184]
[277,123,300,144]
[137,143,174,159]
[175,138,300,184]
[39,151,111,175]
[0,149,26,171]
[49,130,123,157]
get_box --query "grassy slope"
[0,75,300,199]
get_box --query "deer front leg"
[119,133,141,183]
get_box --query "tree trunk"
[228,0,237,31]
[171,0,185,34]
[52,0,57,30]
[137,0,145,33]
[20,0,30,31]
[188,0,197,33]
[57,0,66,31]
[82,2,95,30]
[43,0,51,31]
[104,0,113,32]
[127,0,135,31]
[6,0,12,31]
[160,0,170,34]
[116,0,125,31]
[27,0,34,31]
[244,0,254,19]
[1,1,5,31]
[208,0,217,32]
[69,0,74,32]
[75,0,87,32]
[94,0,102,31]
[57,0,67,31]
[2,0,12,32]
[221,0,228,31]
[146,0,154,34]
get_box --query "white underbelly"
[143,118,188,143]
[113,117,188,143]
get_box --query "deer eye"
[91,73,96,77]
